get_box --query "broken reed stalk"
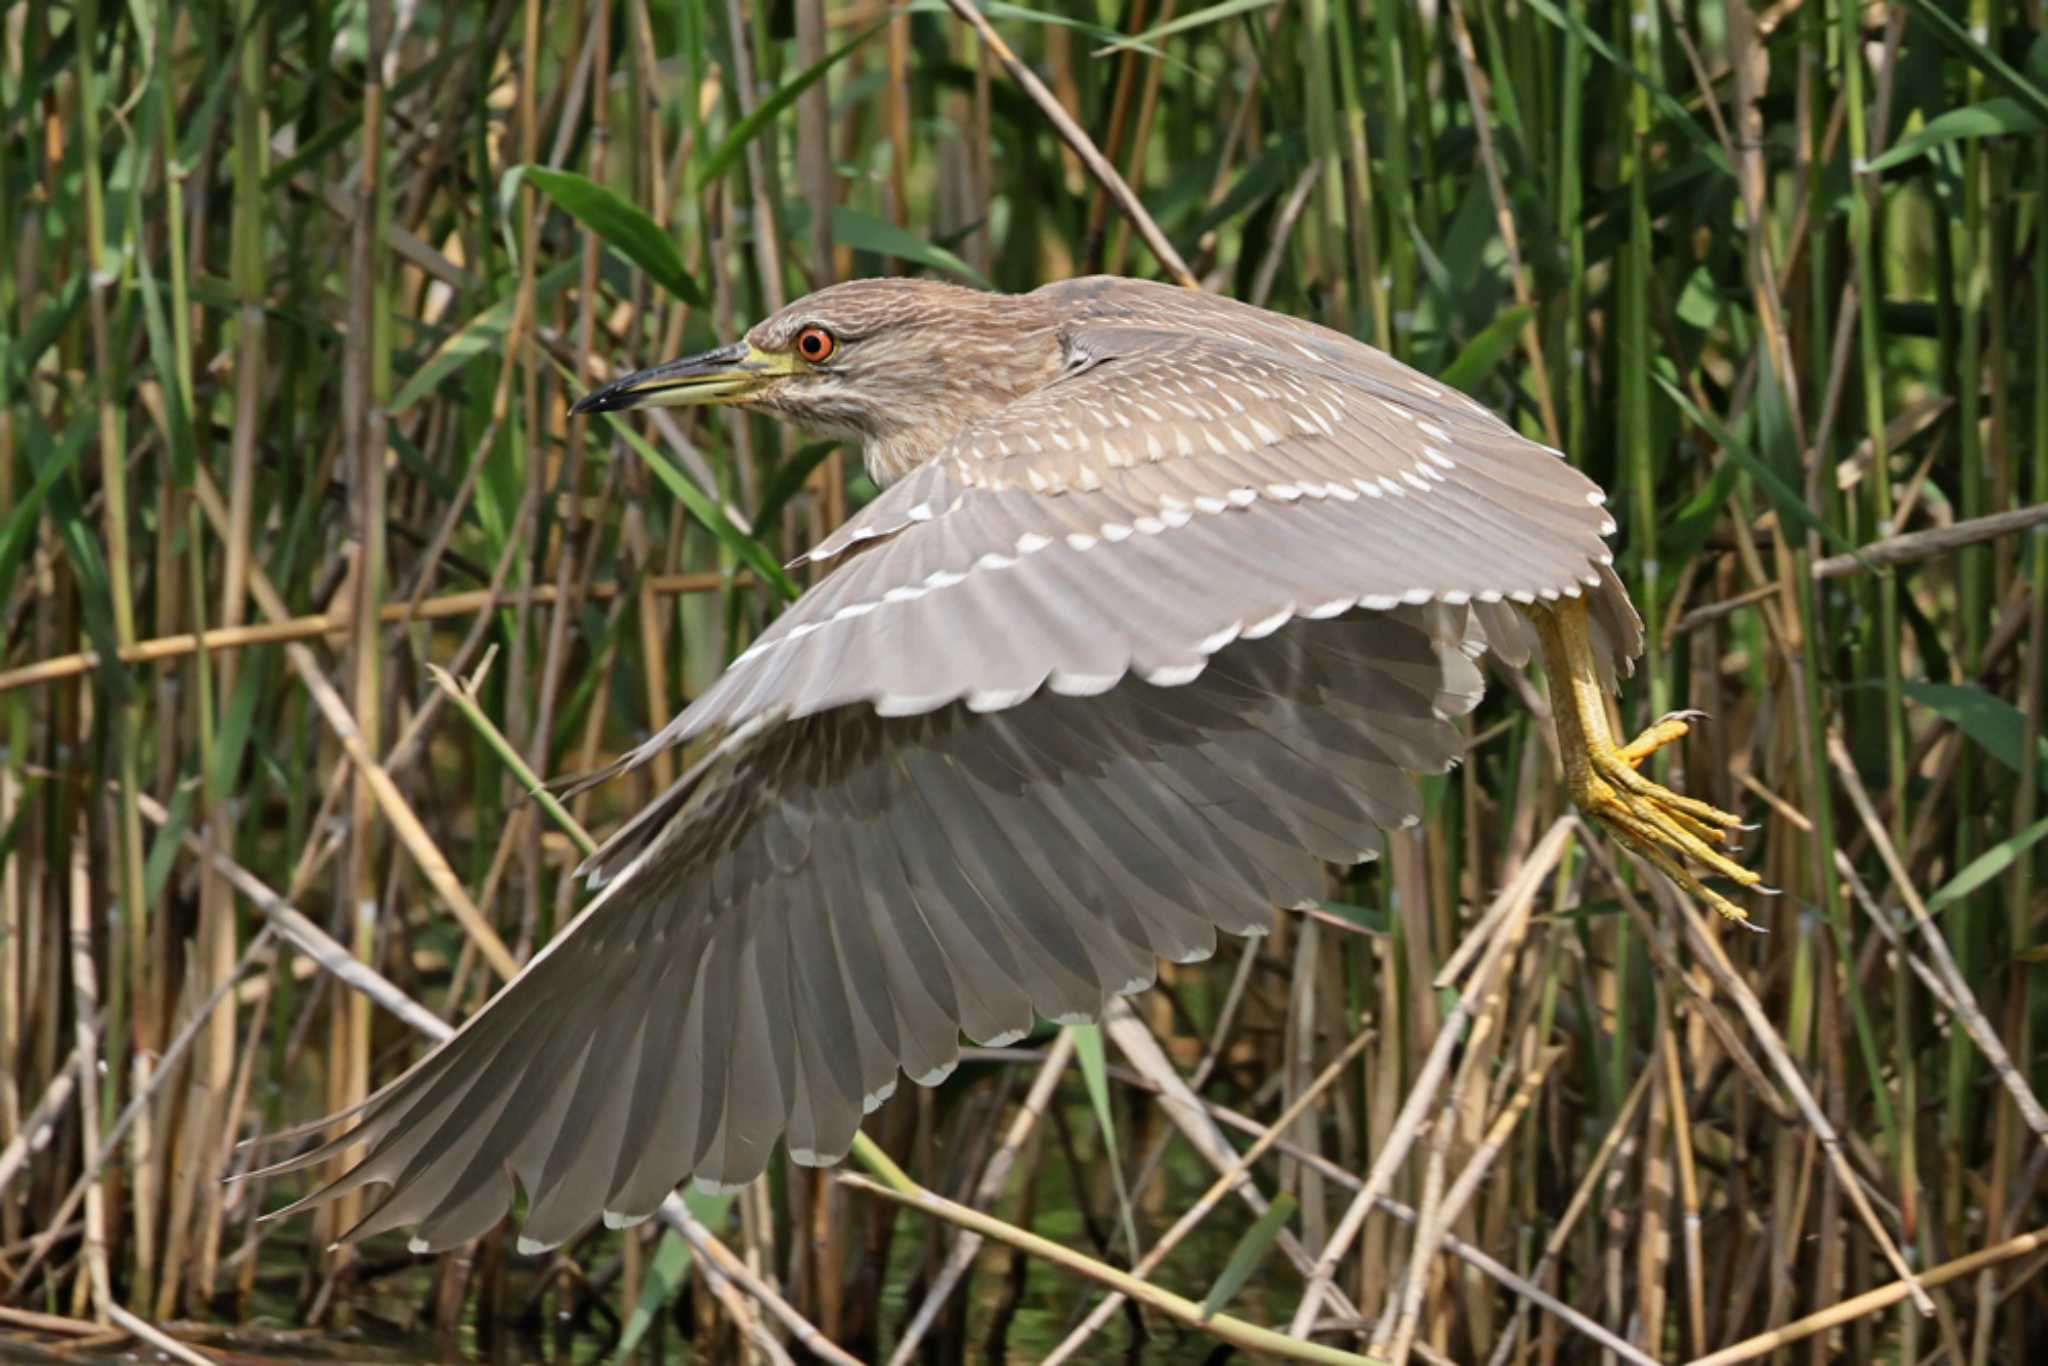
[1671,502,2048,635]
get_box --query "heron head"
[571,277,1065,480]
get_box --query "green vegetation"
[3,0,2046,1360]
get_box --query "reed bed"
[3,0,2047,1360]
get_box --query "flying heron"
[256,276,1756,1253]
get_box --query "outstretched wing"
[255,607,1489,1251]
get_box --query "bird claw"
[1576,718,1759,926]
[1531,598,1762,927]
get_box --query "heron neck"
[856,302,1070,485]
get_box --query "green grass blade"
[1901,682,2048,791]
[598,414,801,601]
[139,780,197,908]
[1521,0,1730,177]
[394,260,578,412]
[1652,373,1861,559]
[1199,1192,1297,1321]
[1894,0,2048,125]
[1097,0,1279,54]
[695,22,886,191]
[518,166,706,306]
[609,1190,733,1364]
[1070,1023,1140,1261]
[832,207,993,288]
[1864,97,2043,173]
[1439,305,1534,393]
[1928,816,2048,916]
[0,414,91,599]
[904,0,1176,61]
[753,440,840,538]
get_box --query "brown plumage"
[249,276,1753,1254]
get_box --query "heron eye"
[795,326,836,363]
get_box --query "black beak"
[571,340,782,415]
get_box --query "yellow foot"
[1529,598,1768,931]
[1577,713,1765,929]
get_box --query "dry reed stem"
[1100,0,1174,276]
[1825,732,2048,1142]
[294,657,520,981]
[1688,1225,2048,1365]
[688,1255,793,1366]
[1443,0,1559,446]
[1672,503,2048,634]
[661,1192,850,1366]
[132,792,447,1042]
[66,813,111,1325]
[1481,1058,1659,1366]
[1189,938,1261,1090]
[1582,842,1797,1122]
[1656,870,1933,1314]
[1834,852,1962,1016]
[1288,817,1574,1335]
[102,1303,216,1366]
[1099,998,1363,1314]
[1416,816,1544,1348]
[180,464,521,983]
[1375,1093,1450,1365]
[0,1044,87,1204]
[1382,1047,1562,1364]
[2,929,275,1299]
[889,1027,1078,1365]
[1078,1076,1653,1364]
[1364,1196,1662,1366]
[841,1169,1382,1366]
[0,1304,107,1336]
[940,0,1196,288]
[1662,1025,1708,1356]
[1250,164,1325,309]
[1041,1021,1380,1363]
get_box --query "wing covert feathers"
[583,279,1633,776]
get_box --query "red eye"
[795,326,836,363]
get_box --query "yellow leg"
[1530,597,1762,927]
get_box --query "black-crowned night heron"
[257,276,1756,1253]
